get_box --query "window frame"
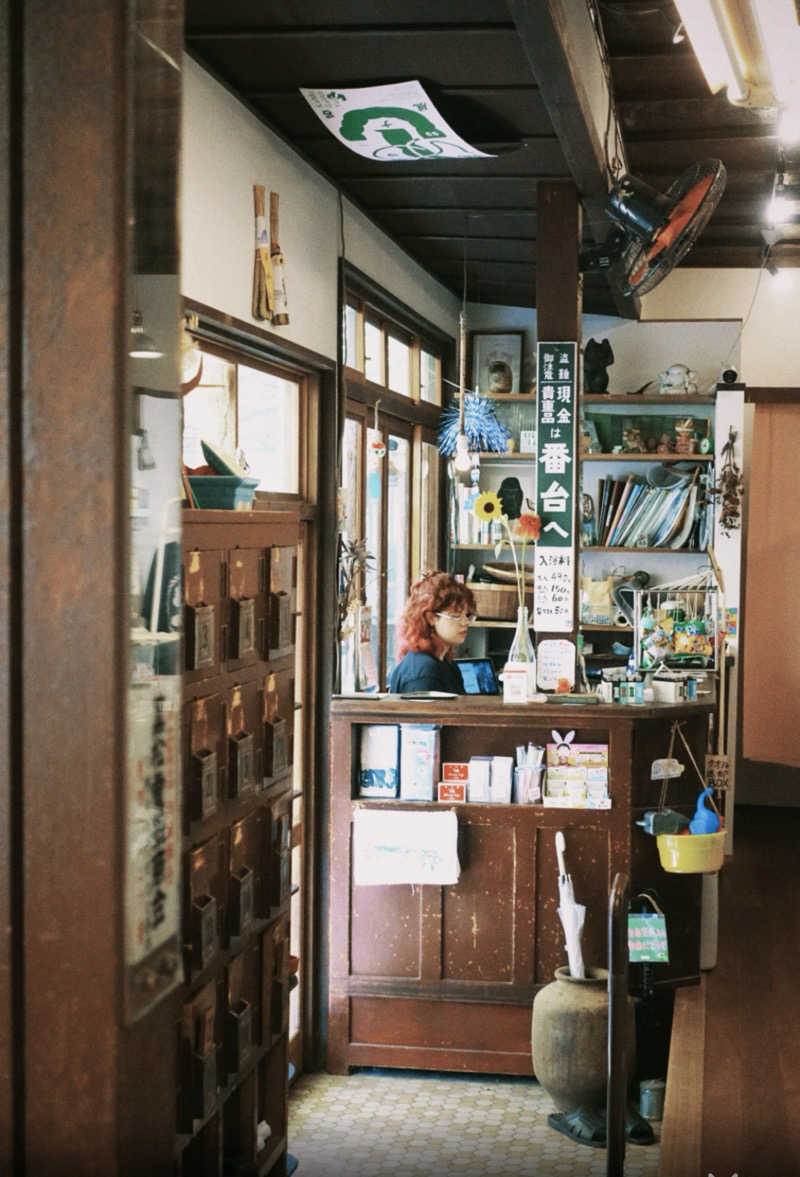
[339,264,452,688]
[182,336,318,508]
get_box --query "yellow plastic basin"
[656,830,726,874]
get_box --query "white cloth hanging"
[353,808,460,886]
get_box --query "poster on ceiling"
[300,80,494,161]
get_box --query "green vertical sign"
[534,343,577,632]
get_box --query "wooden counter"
[328,696,712,1076]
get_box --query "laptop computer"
[454,657,500,696]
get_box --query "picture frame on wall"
[469,331,525,397]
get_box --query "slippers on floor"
[547,1103,656,1149]
[547,1107,607,1149]
[625,1102,655,1146]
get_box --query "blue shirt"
[388,651,464,695]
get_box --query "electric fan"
[581,158,727,297]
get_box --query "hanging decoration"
[438,392,510,459]
[252,184,274,321]
[269,191,290,326]
[709,426,744,536]
[251,185,291,325]
[370,401,386,459]
[300,81,493,162]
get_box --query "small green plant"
[337,537,375,640]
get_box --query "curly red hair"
[396,571,476,660]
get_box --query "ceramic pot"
[531,966,634,1113]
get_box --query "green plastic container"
[188,475,259,510]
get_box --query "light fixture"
[452,311,473,473]
[130,309,163,358]
[672,20,686,44]
[673,0,800,141]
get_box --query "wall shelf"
[582,453,713,462]
[583,394,716,405]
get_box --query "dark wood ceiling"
[184,0,795,319]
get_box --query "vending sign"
[534,342,577,631]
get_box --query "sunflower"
[515,512,541,541]
[473,491,503,522]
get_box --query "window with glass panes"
[339,267,451,689]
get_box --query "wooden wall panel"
[742,403,800,768]
[534,824,610,984]
[350,996,532,1055]
[350,880,423,978]
[0,0,12,1159]
[442,821,517,982]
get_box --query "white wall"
[642,267,800,387]
[181,56,459,359]
[464,302,741,396]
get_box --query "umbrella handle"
[555,830,567,879]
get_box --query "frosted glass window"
[237,363,299,493]
[386,436,410,666]
[364,320,383,384]
[420,349,440,404]
[365,427,384,677]
[387,333,410,397]
[182,352,236,468]
[344,304,359,369]
[419,441,440,573]
[341,417,362,542]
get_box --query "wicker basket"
[469,583,533,620]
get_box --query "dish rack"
[632,581,719,671]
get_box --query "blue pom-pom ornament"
[437,393,511,457]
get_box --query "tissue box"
[400,724,440,801]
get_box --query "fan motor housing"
[606,175,670,240]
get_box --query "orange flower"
[516,513,541,541]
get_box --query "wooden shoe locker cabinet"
[177,509,300,1177]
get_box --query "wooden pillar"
[536,182,582,344]
[0,0,14,1164]
[1,2,182,1172]
[536,181,582,645]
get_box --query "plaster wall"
[641,267,800,387]
[181,56,459,360]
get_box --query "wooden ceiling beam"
[186,22,516,40]
[507,0,639,318]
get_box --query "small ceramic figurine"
[673,417,697,454]
[658,363,697,395]
[622,426,645,452]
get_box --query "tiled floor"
[288,1069,660,1177]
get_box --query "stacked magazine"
[592,473,699,549]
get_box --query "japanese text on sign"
[535,342,577,631]
[126,683,180,965]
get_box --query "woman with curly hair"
[388,571,476,694]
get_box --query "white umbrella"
[555,831,585,978]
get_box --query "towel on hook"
[353,808,460,886]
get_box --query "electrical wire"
[585,0,626,183]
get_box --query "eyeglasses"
[434,611,477,624]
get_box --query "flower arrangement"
[472,491,541,611]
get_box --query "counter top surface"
[331,694,713,721]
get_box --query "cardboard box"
[438,781,467,803]
[442,762,469,782]
[359,724,399,798]
[468,756,492,802]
